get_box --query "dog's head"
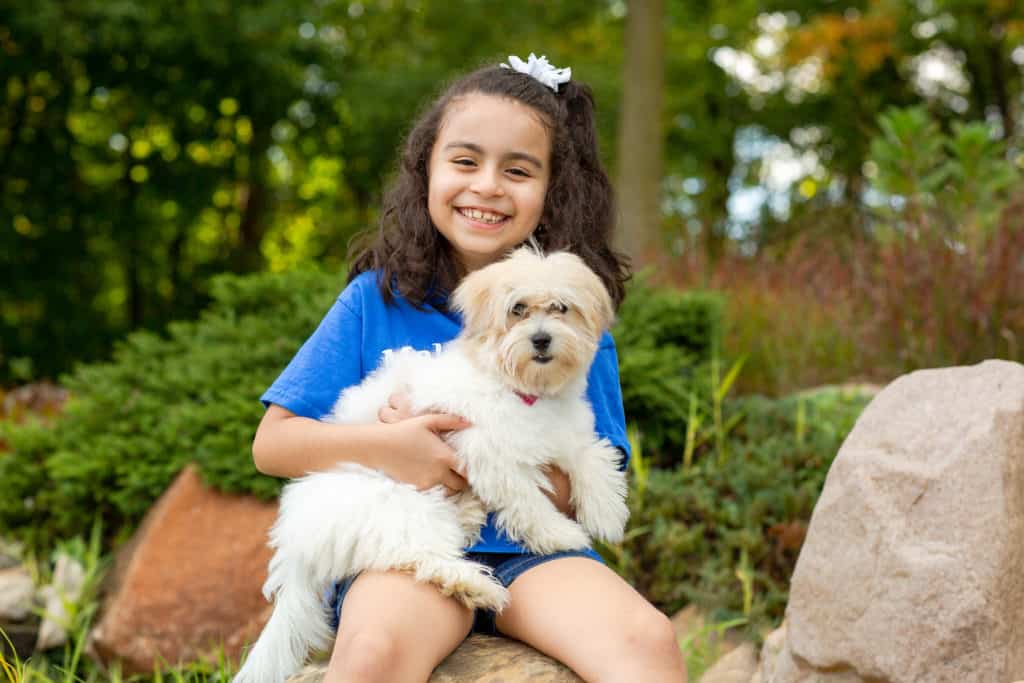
[451,247,615,397]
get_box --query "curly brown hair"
[348,63,630,309]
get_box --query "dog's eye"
[550,302,569,314]
[510,302,527,317]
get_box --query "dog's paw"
[446,572,509,612]
[576,494,629,544]
[522,517,591,554]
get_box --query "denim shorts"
[324,549,602,637]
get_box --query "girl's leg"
[324,570,474,683]
[494,557,687,683]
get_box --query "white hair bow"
[500,53,571,92]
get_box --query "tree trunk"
[234,123,270,273]
[987,37,1014,141]
[121,166,144,327]
[615,0,665,267]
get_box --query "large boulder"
[773,359,1024,682]
[89,464,277,673]
[289,634,582,682]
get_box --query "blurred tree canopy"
[2,0,1022,383]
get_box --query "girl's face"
[428,93,552,274]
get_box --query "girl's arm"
[253,404,470,492]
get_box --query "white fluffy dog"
[235,248,629,683]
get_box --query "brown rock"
[289,634,583,682]
[89,464,278,674]
[780,360,1024,682]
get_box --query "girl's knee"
[621,606,682,664]
[329,629,403,682]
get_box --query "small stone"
[0,566,35,621]
[36,552,86,650]
[699,641,758,683]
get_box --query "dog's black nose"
[531,332,552,352]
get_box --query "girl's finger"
[443,470,468,493]
[421,413,472,433]
[389,392,414,418]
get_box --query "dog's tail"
[232,572,333,683]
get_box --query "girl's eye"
[453,158,476,167]
[507,167,530,177]
[510,302,527,317]
[550,302,569,314]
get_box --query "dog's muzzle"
[531,332,553,363]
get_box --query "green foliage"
[613,274,725,468]
[7,0,1024,384]
[869,105,1022,245]
[679,616,748,682]
[870,107,949,200]
[1,0,349,383]
[609,387,871,632]
[1,266,726,552]
[0,268,346,551]
[0,0,623,384]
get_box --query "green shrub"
[0,268,347,552]
[0,266,724,553]
[614,275,724,467]
[607,387,871,632]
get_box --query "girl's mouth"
[457,207,509,227]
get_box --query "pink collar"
[515,391,539,406]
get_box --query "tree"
[616,0,665,265]
[0,0,341,380]
[0,0,623,382]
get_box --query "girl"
[253,55,687,683]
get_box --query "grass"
[679,616,750,681]
[0,646,238,683]
[0,522,244,683]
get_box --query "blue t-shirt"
[261,270,631,554]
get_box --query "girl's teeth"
[462,208,504,224]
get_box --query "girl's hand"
[381,392,572,513]
[544,466,575,519]
[377,391,415,423]
[377,392,470,495]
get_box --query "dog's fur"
[234,248,629,683]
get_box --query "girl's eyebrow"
[443,141,544,170]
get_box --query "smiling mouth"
[458,207,509,225]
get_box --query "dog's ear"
[583,273,615,334]
[451,267,495,336]
[547,252,615,334]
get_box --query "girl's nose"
[469,169,504,196]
